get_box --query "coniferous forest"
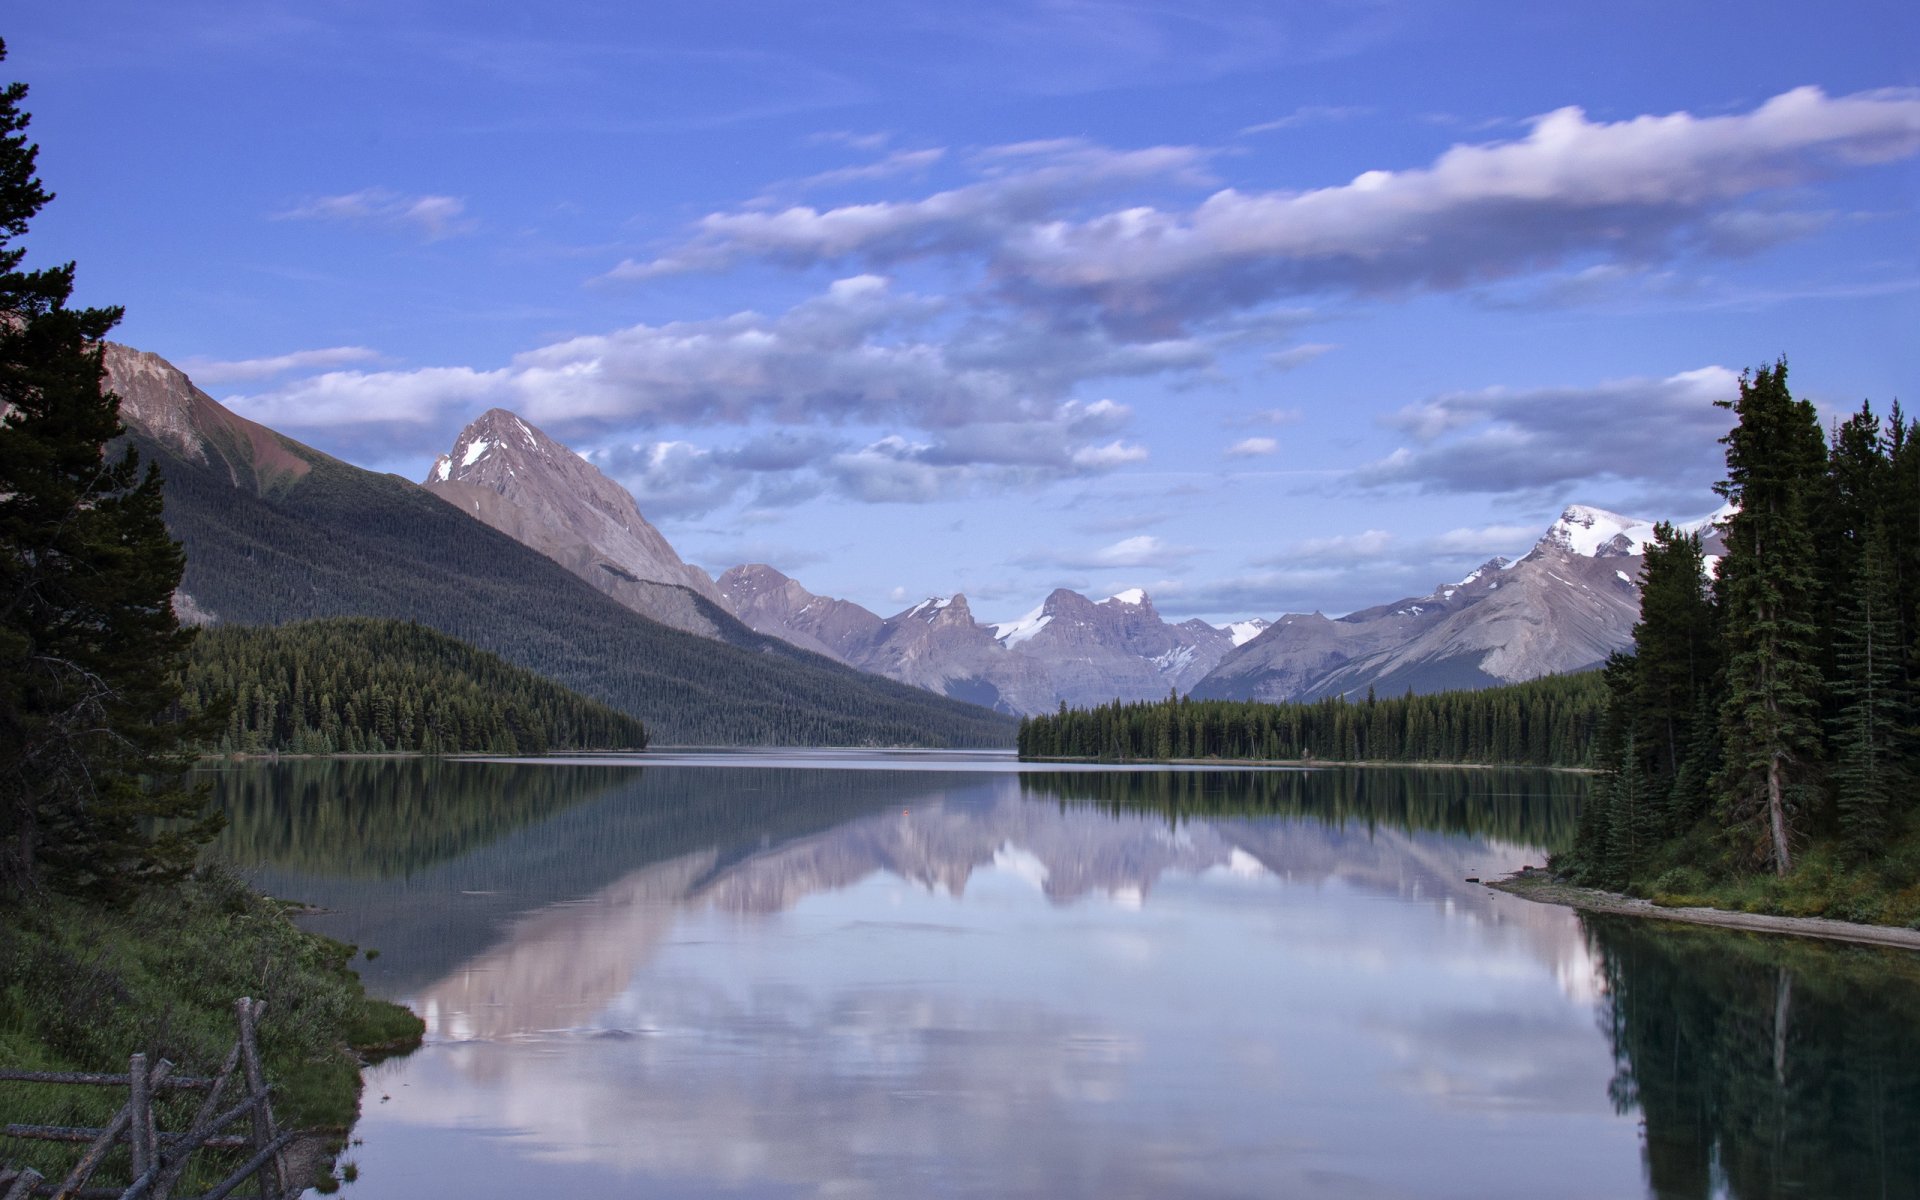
[1016,670,1607,767]
[179,617,650,755]
[1560,363,1920,924]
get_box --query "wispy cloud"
[615,88,1920,337]
[1239,104,1371,135]
[275,188,476,240]
[178,346,384,384]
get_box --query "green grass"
[0,866,421,1190]
[1632,812,1920,928]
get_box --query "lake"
[206,752,1920,1199]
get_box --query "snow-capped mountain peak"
[1105,588,1148,607]
[1537,504,1658,558]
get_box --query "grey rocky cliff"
[423,409,731,639]
[717,564,886,665]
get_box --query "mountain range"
[109,339,1721,730]
[102,344,1016,747]
[405,402,1726,715]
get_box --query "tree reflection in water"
[1586,915,1920,1199]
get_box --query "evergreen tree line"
[179,617,650,755]
[1019,766,1585,849]
[1564,363,1920,893]
[1015,670,1608,768]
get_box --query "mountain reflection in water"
[206,756,1920,1199]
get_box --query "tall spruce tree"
[1629,522,1720,836]
[0,42,210,901]
[1712,361,1827,875]
[1828,522,1903,860]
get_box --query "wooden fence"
[0,997,303,1200]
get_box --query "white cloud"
[604,139,1214,280]
[1240,105,1372,135]
[1225,436,1278,458]
[1089,535,1193,568]
[622,88,1920,334]
[1265,343,1337,370]
[1356,366,1739,497]
[177,346,383,384]
[275,188,476,239]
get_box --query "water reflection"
[202,757,1920,1198]
[1586,916,1920,1199]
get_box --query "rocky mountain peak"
[421,407,727,626]
[904,595,976,627]
[102,342,312,488]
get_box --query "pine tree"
[1712,361,1827,875]
[0,42,211,901]
[1828,522,1904,860]
[1630,522,1718,782]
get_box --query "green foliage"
[0,42,214,902]
[1565,364,1920,921]
[1016,670,1608,767]
[180,617,649,754]
[0,866,422,1184]
[1712,360,1828,873]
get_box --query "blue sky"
[10,2,1918,622]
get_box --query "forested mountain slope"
[181,617,651,754]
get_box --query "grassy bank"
[1576,810,1920,930]
[0,866,421,1192]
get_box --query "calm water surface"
[206,752,1920,1199]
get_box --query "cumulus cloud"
[1356,366,1738,497]
[177,346,383,384]
[622,87,1920,335]
[225,275,1171,502]
[275,188,475,239]
[1225,436,1278,458]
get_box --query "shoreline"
[1490,871,1920,951]
[1020,754,1598,774]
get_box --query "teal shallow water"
[205,753,1919,1199]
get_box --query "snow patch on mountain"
[1223,618,1270,647]
[1106,588,1147,606]
[992,605,1052,647]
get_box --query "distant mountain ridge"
[718,567,1247,715]
[102,343,1016,747]
[1191,503,1727,703]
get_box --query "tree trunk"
[1767,751,1793,874]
